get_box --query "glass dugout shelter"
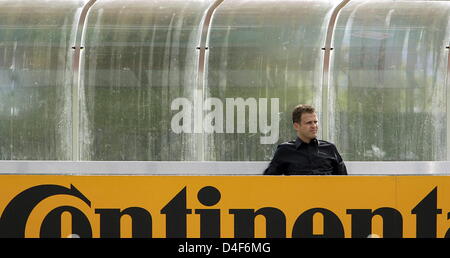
[0,0,449,174]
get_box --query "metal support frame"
[195,0,225,160]
[446,41,450,160]
[321,0,350,141]
[71,0,97,161]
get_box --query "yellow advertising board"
[0,175,449,238]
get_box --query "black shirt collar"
[295,137,318,149]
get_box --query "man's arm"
[332,145,347,175]
[263,146,285,175]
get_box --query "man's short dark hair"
[292,104,315,124]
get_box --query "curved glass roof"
[0,0,448,162]
[0,0,86,160]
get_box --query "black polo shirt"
[264,137,347,175]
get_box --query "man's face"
[294,112,318,142]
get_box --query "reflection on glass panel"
[206,0,339,161]
[80,0,213,160]
[330,1,450,161]
[0,0,83,160]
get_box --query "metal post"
[321,0,350,141]
[71,0,97,161]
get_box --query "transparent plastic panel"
[0,0,84,160]
[330,0,450,161]
[205,0,340,161]
[80,0,214,160]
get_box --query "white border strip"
[0,161,449,175]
